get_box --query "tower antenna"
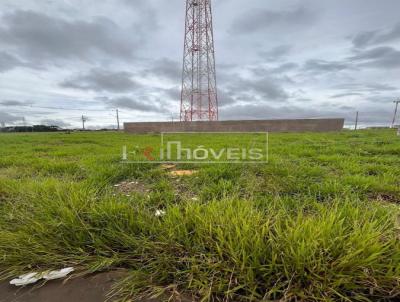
[180,0,218,122]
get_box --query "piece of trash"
[10,267,75,287]
[10,272,41,286]
[191,197,199,201]
[43,267,74,280]
[169,170,197,177]
[113,184,121,187]
[155,209,166,217]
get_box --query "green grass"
[0,130,399,301]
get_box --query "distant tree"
[3,125,62,133]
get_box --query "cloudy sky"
[0,0,399,128]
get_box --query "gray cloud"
[60,69,139,92]
[259,45,292,61]
[330,92,364,99]
[0,10,138,64]
[143,58,181,82]
[350,46,400,69]
[272,63,299,74]
[217,91,237,108]
[0,112,22,123]
[102,96,163,113]
[329,82,398,102]
[246,76,289,101]
[352,23,400,48]
[120,0,158,29]
[161,86,180,100]
[250,63,298,77]
[352,31,379,49]
[223,74,289,104]
[231,7,316,34]
[0,100,30,106]
[332,82,397,93]
[219,63,290,104]
[304,59,353,73]
[0,51,23,72]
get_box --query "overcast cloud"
[0,0,399,128]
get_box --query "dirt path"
[0,271,127,302]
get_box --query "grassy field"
[0,130,399,301]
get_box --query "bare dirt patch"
[170,177,199,200]
[164,165,199,199]
[369,193,400,205]
[113,180,150,195]
[113,166,200,200]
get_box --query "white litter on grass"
[10,272,41,286]
[10,267,75,286]
[155,209,166,217]
[43,267,74,280]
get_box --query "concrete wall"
[124,118,345,134]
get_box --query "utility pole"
[116,109,120,131]
[391,100,400,128]
[355,111,359,130]
[81,115,87,130]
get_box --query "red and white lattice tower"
[180,0,218,122]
